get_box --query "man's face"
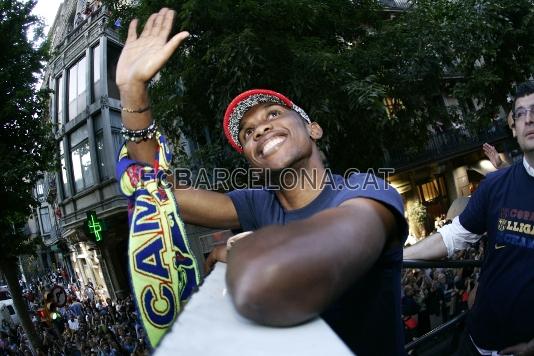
[238,103,315,170]
[514,93,534,154]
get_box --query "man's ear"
[308,122,323,140]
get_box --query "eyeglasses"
[513,105,534,122]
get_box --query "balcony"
[54,4,107,56]
[65,5,104,45]
[42,233,59,247]
[42,221,61,247]
[383,119,511,170]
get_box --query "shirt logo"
[497,218,507,231]
[496,208,534,250]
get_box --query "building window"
[96,131,108,180]
[68,56,87,121]
[70,125,94,192]
[36,180,44,198]
[48,77,54,121]
[107,43,121,99]
[56,75,64,126]
[419,181,439,202]
[71,143,94,192]
[418,176,447,203]
[92,44,101,102]
[60,143,70,198]
[96,130,123,180]
[112,130,123,156]
[39,207,52,235]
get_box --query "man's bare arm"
[117,9,240,228]
[226,198,398,326]
[403,233,448,260]
[117,8,189,164]
[174,187,239,229]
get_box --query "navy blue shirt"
[460,161,534,350]
[228,173,408,355]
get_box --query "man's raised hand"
[116,8,188,89]
[482,142,503,169]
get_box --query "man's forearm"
[403,233,448,260]
[119,83,158,165]
[226,199,392,326]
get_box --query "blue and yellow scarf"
[116,132,200,348]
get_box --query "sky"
[33,0,64,35]
[30,0,64,86]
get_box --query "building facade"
[23,172,74,280]
[41,0,130,299]
[37,0,209,299]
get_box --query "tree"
[0,0,56,353]
[105,0,534,173]
[106,0,386,171]
[360,0,534,133]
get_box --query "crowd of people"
[0,269,148,356]
[401,242,484,343]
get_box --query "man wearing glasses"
[404,81,534,355]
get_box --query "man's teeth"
[262,137,285,155]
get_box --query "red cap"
[223,89,310,153]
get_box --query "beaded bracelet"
[121,122,158,143]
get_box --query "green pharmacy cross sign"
[86,211,104,242]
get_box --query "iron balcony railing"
[403,259,482,269]
[63,4,105,48]
[384,120,510,170]
[405,310,468,352]
[380,0,412,10]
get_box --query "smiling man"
[404,80,534,355]
[117,8,408,355]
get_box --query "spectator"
[74,11,85,27]
[83,4,92,17]
[69,298,83,317]
[67,315,79,333]
[405,81,534,356]
[91,0,102,13]
[85,283,95,302]
[402,285,420,342]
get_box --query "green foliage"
[407,201,428,227]
[105,0,386,171]
[0,0,56,255]
[105,0,534,172]
[371,0,534,132]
